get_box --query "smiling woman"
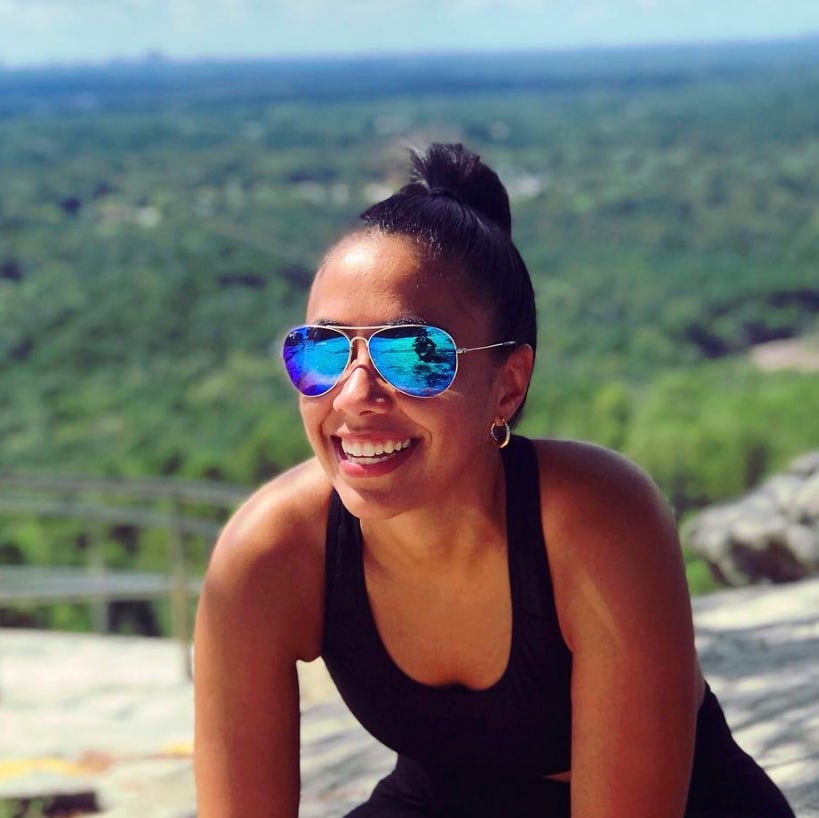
[192,144,795,818]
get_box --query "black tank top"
[321,435,573,777]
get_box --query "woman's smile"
[333,435,418,476]
[339,436,414,462]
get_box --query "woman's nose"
[332,337,390,411]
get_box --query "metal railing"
[0,471,251,677]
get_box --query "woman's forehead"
[310,235,435,308]
[316,232,423,279]
[306,234,487,332]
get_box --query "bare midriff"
[545,770,571,782]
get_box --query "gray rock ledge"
[685,451,819,585]
[1,577,818,816]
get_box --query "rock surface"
[2,578,819,817]
[684,451,819,585]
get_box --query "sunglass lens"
[370,326,457,397]
[282,326,350,396]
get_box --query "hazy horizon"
[3,32,819,74]
[2,0,819,70]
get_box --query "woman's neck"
[359,450,508,577]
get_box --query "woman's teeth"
[341,438,412,463]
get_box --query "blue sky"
[1,0,818,67]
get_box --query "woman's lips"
[340,437,413,464]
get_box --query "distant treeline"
[3,36,819,111]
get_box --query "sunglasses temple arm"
[456,341,518,354]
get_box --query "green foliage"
[683,547,721,597]
[2,41,819,627]
[624,365,819,514]
[521,361,819,516]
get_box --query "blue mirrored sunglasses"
[281,324,517,398]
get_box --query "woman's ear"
[495,343,534,422]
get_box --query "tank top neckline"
[342,440,528,696]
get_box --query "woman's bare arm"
[193,462,328,818]
[540,441,702,818]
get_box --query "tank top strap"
[324,490,365,623]
[503,435,555,622]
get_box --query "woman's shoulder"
[201,457,333,661]
[527,437,687,646]
[529,436,672,531]
[212,457,332,565]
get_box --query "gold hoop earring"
[490,419,511,449]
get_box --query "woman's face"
[299,232,529,520]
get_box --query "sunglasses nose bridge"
[347,334,369,348]
[346,334,372,364]
[340,334,385,385]
[331,333,394,406]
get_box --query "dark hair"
[359,143,537,425]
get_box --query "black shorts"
[685,685,795,818]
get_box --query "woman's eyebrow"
[391,315,429,326]
[311,316,430,327]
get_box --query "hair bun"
[402,143,512,236]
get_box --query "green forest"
[2,39,819,632]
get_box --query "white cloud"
[167,0,252,33]
[0,0,69,28]
[216,0,252,18]
[168,0,198,32]
[286,0,412,20]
